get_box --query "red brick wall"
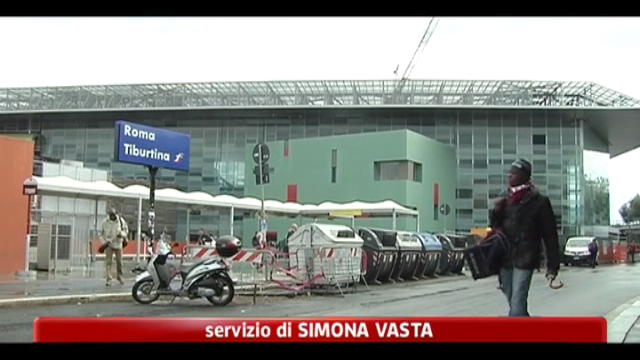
[0,136,34,275]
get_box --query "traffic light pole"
[258,146,266,243]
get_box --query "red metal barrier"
[597,242,615,264]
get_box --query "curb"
[0,293,131,308]
[605,295,640,343]
[0,274,470,308]
[0,284,282,308]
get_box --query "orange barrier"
[596,242,615,264]
[596,243,639,264]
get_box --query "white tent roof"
[29,176,419,217]
[289,223,364,247]
[302,200,418,216]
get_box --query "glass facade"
[0,107,588,241]
[583,123,611,227]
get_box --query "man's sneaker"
[118,279,125,285]
[106,281,112,287]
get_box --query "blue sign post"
[115,121,191,247]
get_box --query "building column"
[230,206,234,237]
[392,209,397,230]
[185,207,191,242]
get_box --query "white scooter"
[132,235,241,306]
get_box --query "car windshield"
[567,239,591,247]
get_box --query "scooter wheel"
[132,278,160,304]
[205,276,235,306]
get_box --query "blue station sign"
[115,120,191,172]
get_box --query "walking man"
[493,159,560,317]
[100,208,129,286]
[588,238,599,268]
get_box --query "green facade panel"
[243,130,456,243]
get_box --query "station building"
[0,79,638,265]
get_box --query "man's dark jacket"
[500,188,561,275]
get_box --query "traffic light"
[253,163,271,185]
[261,162,270,184]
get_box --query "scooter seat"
[180,258,219,277]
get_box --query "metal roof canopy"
[1,80,639,111]
[2,79,638,157]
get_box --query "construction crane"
[391,17,439,103]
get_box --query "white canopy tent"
[297,200,419,229]
[31,176,419,216]
[28,176,420,261]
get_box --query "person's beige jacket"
[101,216,129,250]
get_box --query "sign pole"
[148,166,158,244]
[136,197,142,264]
[22,177,38,275]
[25,194,31,273]
[252,143,270,246]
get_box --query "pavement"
[0,260,139,307]
[0,261,639,343]
[0,259,285,308]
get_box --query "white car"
[563,236,596,266]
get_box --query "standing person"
[197,228,206,245]
[100,208,129,286]
[287,224,299,240]
[278,223,298,253]
[494,159,561,317]
[252,231,266,249]
[588,238,599,268]
[197,228,213,246]
[160,226,171,243]
[205,231,216,246]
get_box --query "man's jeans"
[500,267,534,317]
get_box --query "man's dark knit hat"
[511,159,532,178]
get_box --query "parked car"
[563,236,595,266]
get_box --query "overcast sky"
[0,17,638,224]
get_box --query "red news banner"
[33,317,607,343]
